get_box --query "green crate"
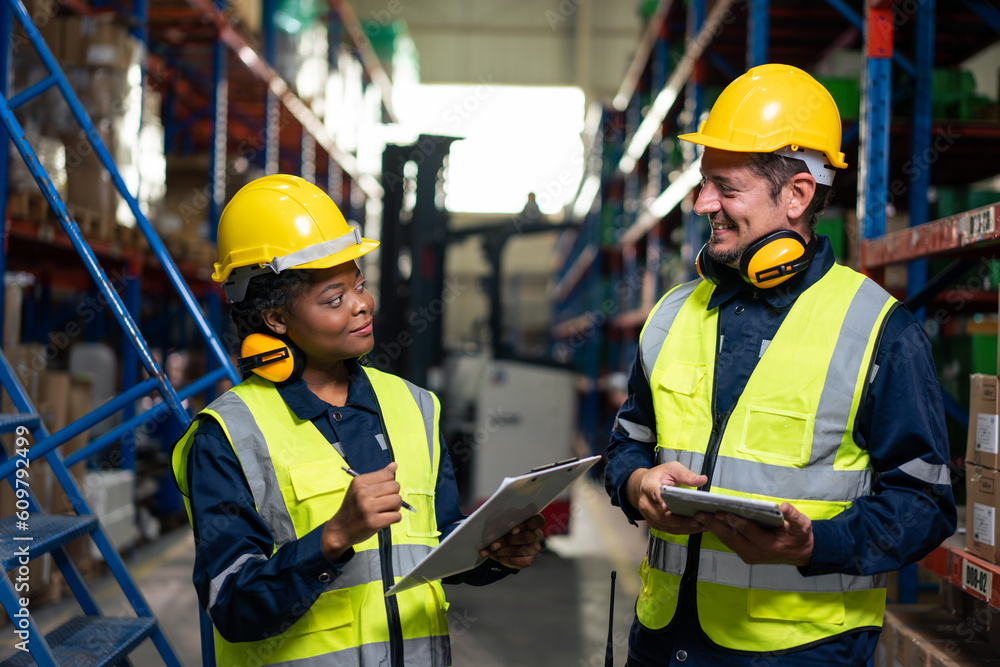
[935,186,968,218]
[972,333,999,375]
[932,68,975,95]
[816,77,861,121]
[932,69,978,119]
[638,0,659,21]
[815,217,846,261]
[968,190,1000,211]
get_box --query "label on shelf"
[977,413,999,454]
[974,502,996,546]
[968,207,996,242]
[963,559,992,599]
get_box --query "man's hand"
[695,501,814,567]
[478,514,546,570]
[322,462,404,561]
[626,463,708,535]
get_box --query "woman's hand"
[322,462,403,561]
[478,514,546,570]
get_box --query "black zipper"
[368,384,404,667]
[678,315,731,602]
[378,527,404,666]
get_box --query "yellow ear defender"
[237,333,305,385]
[696,230,817,289]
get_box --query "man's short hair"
[747,152,834,232]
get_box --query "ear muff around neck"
[238,333,305,386]
[740,230,816,289]
[695,230,817,289]
[695,243,742,286]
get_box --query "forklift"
[376,135,578,534]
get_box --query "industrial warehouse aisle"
[0,477,648,666]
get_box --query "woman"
[172,174,543,667]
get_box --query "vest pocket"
[636,557,681,630]
[651,361,707,451]
[736,406,813,467]
[747,588,845,625]
[403,489,439,538]
[288,460,351,531]
[285,588,353,637]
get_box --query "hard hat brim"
[211,238,380,284]
[677,130,849,170]
[288,238,380,272]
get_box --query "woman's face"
[265,260,375,367]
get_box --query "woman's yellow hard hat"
[213,174,378,302]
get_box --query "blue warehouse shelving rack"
[0,0,395,664]
[553,0,1000,604]
[0,0,239,664]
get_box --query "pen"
[341,466,417,513]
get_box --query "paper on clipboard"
[386,455,600,596]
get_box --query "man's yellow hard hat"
[678,63,848,170]
[213,174,378,302]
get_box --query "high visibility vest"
[636,264,896,652]
[172,368,451,667]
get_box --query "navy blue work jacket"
[185,359,515,642]
[605,236,957,666]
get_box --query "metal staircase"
[0,0,241,663]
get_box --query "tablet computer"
[659,485,785,528]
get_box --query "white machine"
[443,352,578,533]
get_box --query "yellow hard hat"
[213,174,378,302]
[678,63,848,172]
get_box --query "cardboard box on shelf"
[930,639,1000,665]
[40,371,92,480]
[8,133,67,199]
[62,14,136,70]
[969,375,1000,470]
[968,464,1000,562]
[895,616,965,667]
[918,634,963,666]
[878,604,964,667]
[83,470,138,560]
[66,66,130,120]
[13,10,64,61]
[942,581,977,619]
[5,344,48,414]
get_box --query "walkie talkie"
[605,570,617,667]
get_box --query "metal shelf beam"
[747,0,769,67]
[860,202,1000,269]
[330,0,397,122]
[858,4,893,243]
[184,0,382,198]
[612,0,675,111]
[617,0,737,175]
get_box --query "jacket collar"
[706,235,835,311]
[276,358,378,421]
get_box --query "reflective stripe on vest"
[263,635,452,667]
[636,265,896,651]
[171,368,449,667]
[647,539,886,592]
[655,448,871,502]
[331,543,432,591]
[210,542,437,609]
[205,390,298,546]
[640,280,700,384]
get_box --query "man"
[604,64,956,666]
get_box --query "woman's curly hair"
[229,269,313,342]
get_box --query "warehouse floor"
[0,477,648,667]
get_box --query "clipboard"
[386,454,601,596]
